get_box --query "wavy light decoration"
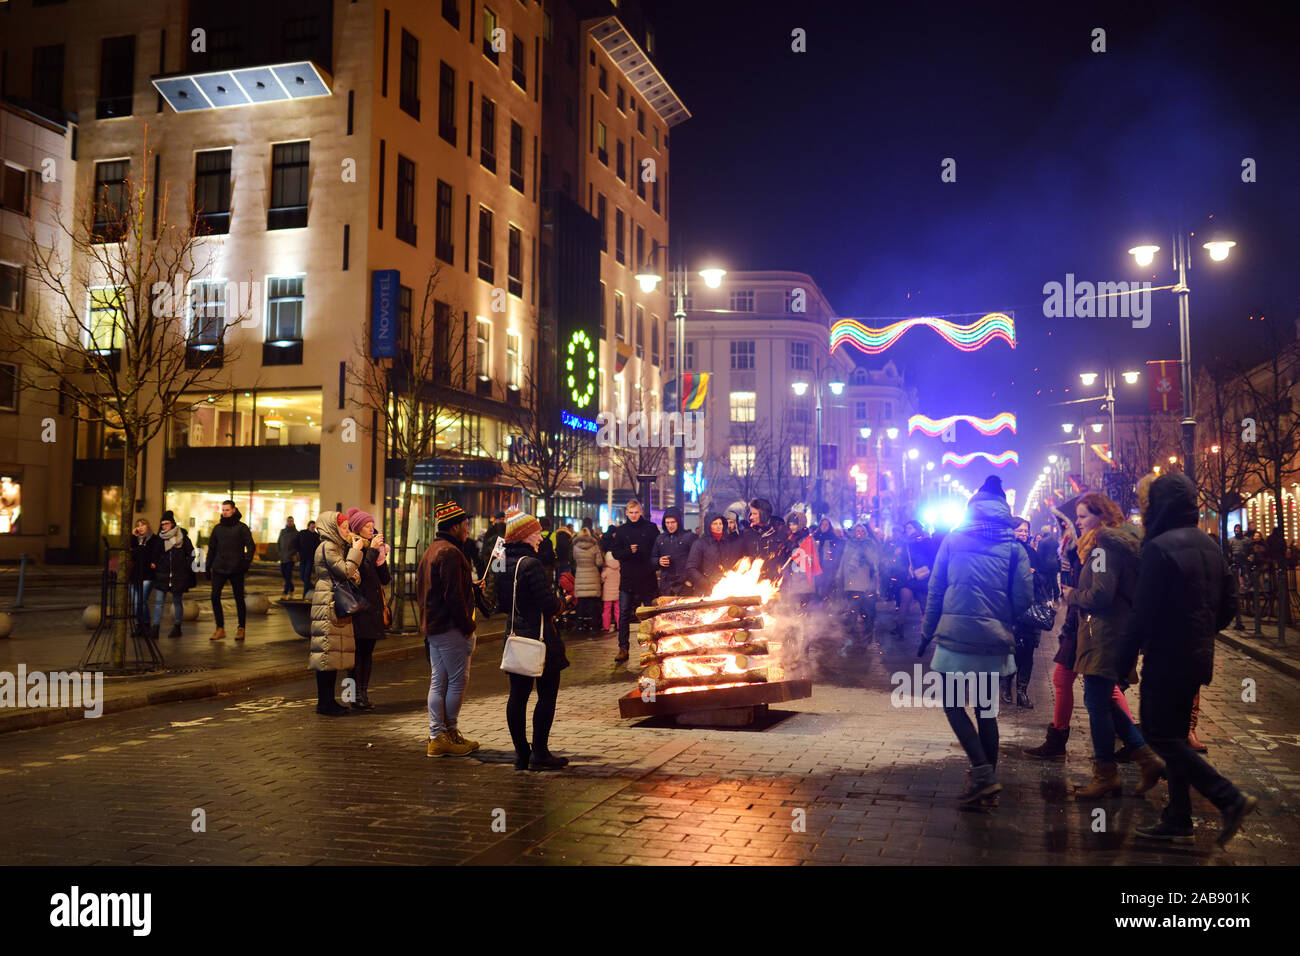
[942,450,1020,468]
[830,312,1016,355]
[908,412,1017,436]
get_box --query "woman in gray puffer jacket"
[309,511,365,716]
[571,524,604,632]
[919,476,1031,806]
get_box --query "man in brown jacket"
[418,501,479,757]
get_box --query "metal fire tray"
[618,678,813,718]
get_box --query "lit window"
[266,276,304,341]
[507,330,521,388]
[88,287,126,351]
[476,318,492,378]
[730,391,756,423]
[730,444,755,476]
[791,445,810,478]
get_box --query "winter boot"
[1131,745,1167,795]
[957,763,1000,804]
[1016,682,1033,709]
[1024,724,1069,760]
[235,626,246,641]
[1000,676,1014,705]
[1135,820,1194,844]
[209,627,226,641]
[1187,694,1209,753]
[168,623,183,638]
[1216,793,1259,848]
[1074,761,1122,798]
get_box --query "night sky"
[649,0,1300,505]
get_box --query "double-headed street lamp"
[635,255,726,511]
[792,361,845,517]
[859,424,899,516]
[1057,367,1140,473]
[1127,232,1237,483]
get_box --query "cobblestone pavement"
[1,605,1297,865]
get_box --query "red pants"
[1052,662,1133,729]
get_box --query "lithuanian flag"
[680,372,710,411]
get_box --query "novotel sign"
[370,269,399,359]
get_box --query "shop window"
[0,363,17,411]
[0,474,20,533]
[255,389,323,446]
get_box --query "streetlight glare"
[1122,370,1140,384]
[635,272,662,294]
[1048,454,1058,463]
[1062,423,1074,433]
[1203,240,1236,261]
[926,461,935,471]
[860,426,872,438]
[791,381,809,396]
[698,267,726,288]
[1091,422,1105,433]
[828,381,845,396]
[1129,244,1160,267]
[886,426,899,440]
[907,447,920,460]
[1080,372,1098,387]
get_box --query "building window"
[855,401,867,420]
[1,165,30,216]
[512,34,527,90]
[596,194,607,252]
[729,391,756,423]
[482,6,499,63]
[32,44,65,113]
[790,342,811,371]
[266,277,304,341]
[188,279,225,347]
[615,209,625,264]
[92,160,128,243]
[476,318,491,378]
[565,95,575,128]
[730,340,755,370]
[1,264,24,312]
[442,0,461,29]
[194,149,232,235]
[730,289,754,312]
[509,120,525,193]
[400,29,420,119]
[507,225,523,298]
[436,180,455,264]
[685,341,695,370]
[792,401,811,425]
[635,306,644,358]
[396,155,417,245]
[0,362,17,413]
[651,315,660,364]
[885,401,893,419]
[596,121,608,165]
[480,97,496,170]
[635,226,645,271]
[791,445,810,478]
[507,330,521,388]
[598,65,608,93]
[599,281,607,338]
[614,291,625,341]
[652,177,660,213]
[730,444,755,476]
[616,140,626,181]
[397,285,412,344]
[637,106,645,134]
[477,206,495,282]
[268,141,309,230]
[855,437,869,458]
[97,35,135,119]
[438,62,457,144]
[88,287,126,352]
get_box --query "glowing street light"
[1122,370,1140,385]
[886,426,899,440]
[859,426,872,439]
[1091,422,1105,433]
[698,267,727,288]
[1129,244,1160,267]
[634,270,662,294]
[1048,454,1058,464]
[1203,240,1236,262]
[907,448,920,460]
[926,461,935,471]
[1080,372,1098,387]
[791,381,809,397]
[828,381,845,396]
[1062,423,1074,434]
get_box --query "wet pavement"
[0,604,1297,865]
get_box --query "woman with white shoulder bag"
[498,507,569,771]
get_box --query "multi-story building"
[678,269,917,528]
[539,0,683,524]
[2,0,544,561]
[0,100,77,561]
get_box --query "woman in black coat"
[344,508,390,710]
[499,513,569,771]
[150,511,195,638]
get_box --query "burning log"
[639,640,768,666]
[635,596,763,621]
[639,617,765,639]
[639,667,769,691]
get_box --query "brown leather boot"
[1074,760,1122,798]
[209,627,226,641]
[1132,745,1166,794]
[235,626,246,641]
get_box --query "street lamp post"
[793,360,844,518]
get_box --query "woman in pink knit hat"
[344,507,391,710]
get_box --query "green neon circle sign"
[566,329,597,409]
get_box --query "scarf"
[160,524,183,552]
[1076,525,1106,564]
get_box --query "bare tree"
[1233,320,1300,640]
[607,390,668,505]
[765,407,807,515]
[1,131,247,670]
[346,263,472,627]
[723,415,768,506]
[1112,412,1180,511]
[1194,364,1253,548]
[505,364,587,517]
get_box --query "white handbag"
[500,556,547,677]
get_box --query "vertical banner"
[1147,360,1181,412]
[370,269,399,359]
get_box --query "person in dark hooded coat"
[1121,473,1257,847]
[685,512,744,594]
[651,506,696,597]
[742,497,792,580]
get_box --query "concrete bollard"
[182,600,200,621]
[244,593,270,615]
[0,611,12,639]
[82,605,101,629]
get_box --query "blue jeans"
[299,559,312,595]
[151,588,184,628]
[427,629,472,738]
[280,561,295,594]
[1083,673,1145,759]
[131,581,154,631]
